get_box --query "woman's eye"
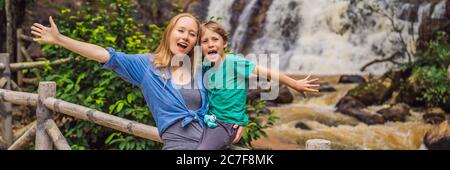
[178,29,184,33]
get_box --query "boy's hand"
[31,16,61,44]
[294,74,320,94]
[232,124,245,144]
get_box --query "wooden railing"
[1,52,247,150]
[0,82,161,150]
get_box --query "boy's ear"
[224,42,228,49]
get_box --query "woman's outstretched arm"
[31,16,110,63]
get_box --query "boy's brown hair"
[201,21,229,44]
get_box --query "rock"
[341,108,385,125]
[338,75,366,84]
[230,0,275,54]
[424,121,450,150]
[423,108,447,125]
[305,139,331,150]
[377,103,411,122]
[273,86,294,104]
[247,88,262,102]
[319,85,337,92]
[336,96,366,111]
[395,75,426,107]
[265,101,278,107]
[347,78,393,106]
[247,85,293,104]
[336,97,384,124]
[242,0,274,54]
[417,18,450,50]
[295,122,311,130]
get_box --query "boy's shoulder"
[225,53,248,63]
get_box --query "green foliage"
[410,66,450,107]
[405,32,450,108]
[0,0,4,10]
[414,32,450,69]
[40,0,163,150]
[239,100,279,148]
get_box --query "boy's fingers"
[33,23,46,29]
[307,78,319,83]
[31,26,43,32]
[305,74,311,80]
[33,38,43,42]
[306,84,320,87]
[307,88,319,92]
[232,126,245,144]
[31,31,42,37]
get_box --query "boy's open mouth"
[207,50,218,55]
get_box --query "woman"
[30,13,245,150]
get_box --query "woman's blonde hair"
[153,13,201,79]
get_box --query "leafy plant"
[409,32,450,107]
[40,0,163,150]
[240,100,279,148]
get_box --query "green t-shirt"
[203,54,256,126]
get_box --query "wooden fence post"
[5,0,15,62]
[0,53,13,147]
[306,139,331,150]
[35,82,56,150]
[17,29,24,86]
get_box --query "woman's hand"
[31,16,61,45]
[293,74,320,94]
[232,125,246,144]
[29,16,110,63]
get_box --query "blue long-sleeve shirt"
[101,47,208,135]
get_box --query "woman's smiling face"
[169,17,199,56]
[201,28,227,63]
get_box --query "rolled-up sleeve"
[100,47,146,86]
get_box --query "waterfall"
[206,0,235,31]
[416,3,432,33]
[230,0,259,52]
[206,0,448,75]
[431,0,447,19]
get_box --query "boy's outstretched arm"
[253,65,320,93]
[31,16,110,63]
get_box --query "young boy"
[198,21,320,150]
